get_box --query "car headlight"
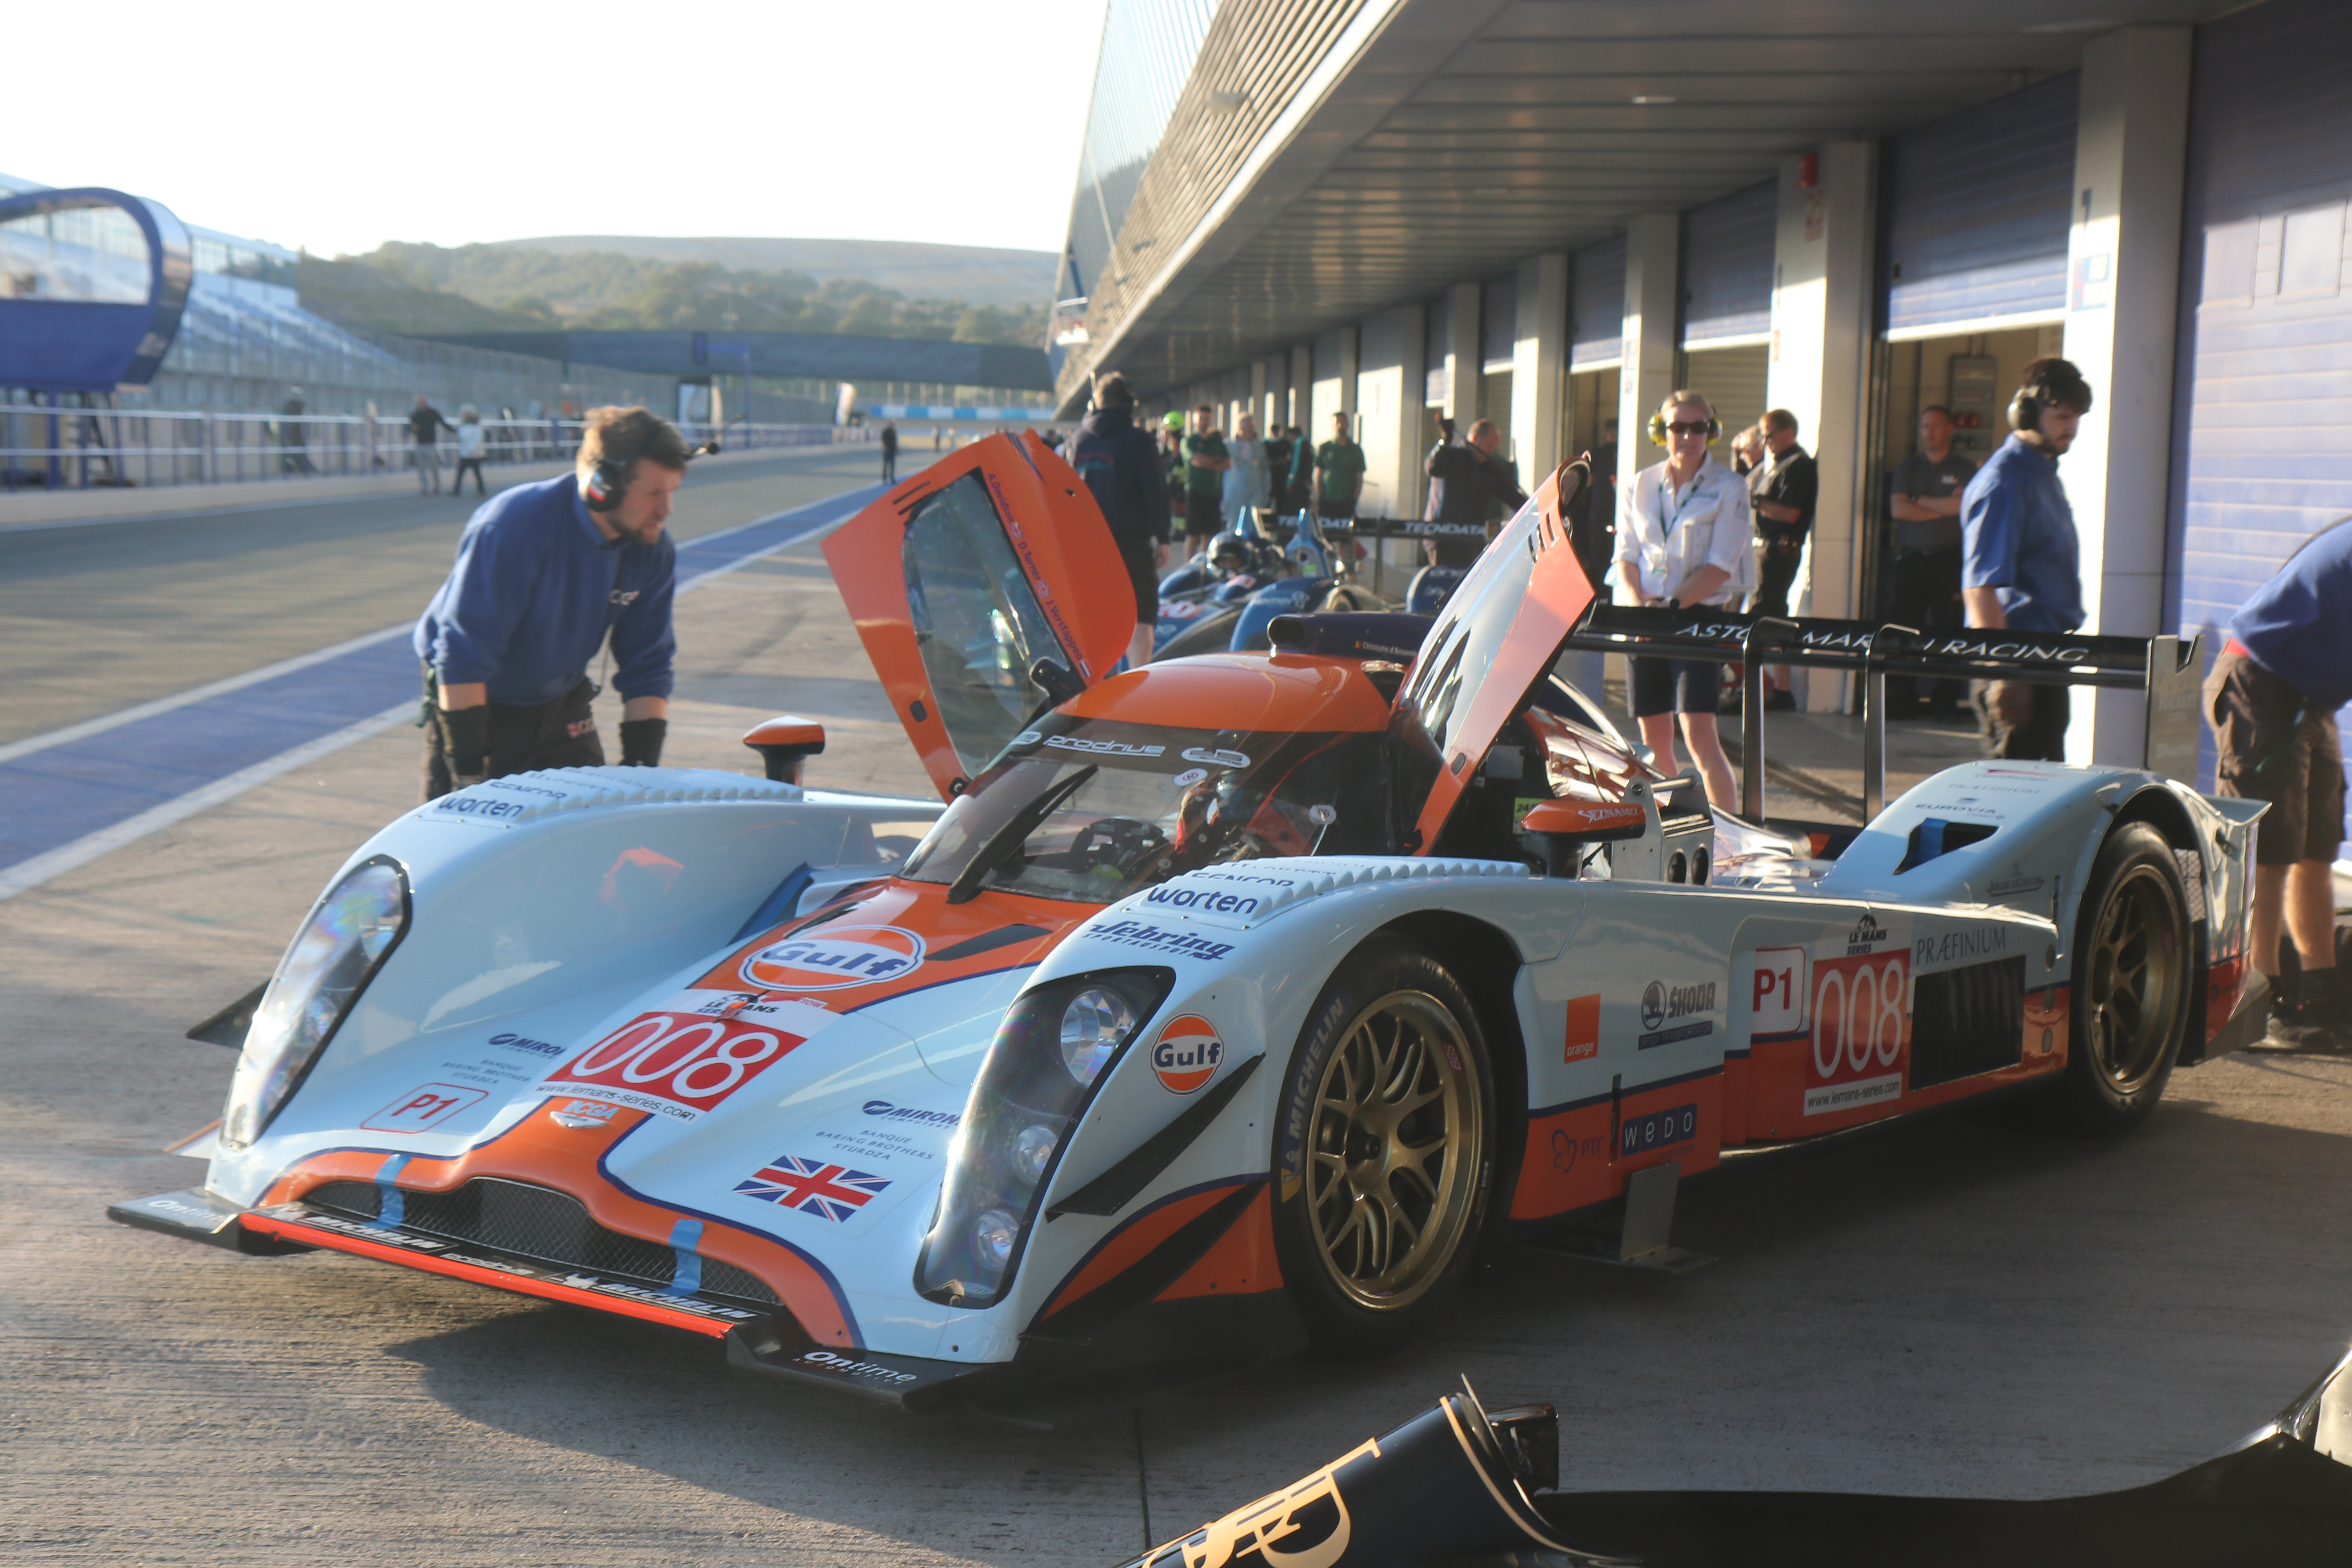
[220,857,410,1150]
[915,966,1172,1307]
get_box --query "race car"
[113,432,2267,1416]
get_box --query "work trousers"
[1886,546,1965,713]
[421,671,604,800]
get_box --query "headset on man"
[583,426,722,512]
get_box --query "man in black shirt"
[1065,372,1173,669]
[1886,404,1976,719]
[410,395,457,494]
[1423,419,1526,566]
[1748,408,1817,709]
[880,420,899,482]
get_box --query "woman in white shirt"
[452,405,490,498]
[1612,390,1753,809]
[1221,413,1271,524]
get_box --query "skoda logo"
[1641,982,1666,1031]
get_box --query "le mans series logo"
[1152,1015,1224,1094]
[744,925,926,991]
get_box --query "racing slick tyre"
[2047,822,2193,1136]
[1270,938,1494,1359]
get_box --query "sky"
[6,0,1109,259]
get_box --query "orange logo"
[1151,1014,1225,1094]
[1564,993,1600,1062]
[743,925,926,991]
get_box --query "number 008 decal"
[539,1011,811,1123]
[1803,953,1910,1117]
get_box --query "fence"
[0,407,863,493]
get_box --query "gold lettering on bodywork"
[1173,1438,1379,1568]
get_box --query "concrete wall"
[1356,303,1424,520]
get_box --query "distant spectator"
[1423,418,1524,565]
[1262,424,1295,517]
[1747,408,1818,710]
[880,419,899,482]
[933,425,944,452]
[280,387,312,475]
[1314,412,1365,521]
[1961,357,2092,761]
[1730,423,1764,476]
[1591,417,1621,496]
[410,395,456,494]
[1885,405,1976,720]
[452,406,489,496]
[1182,405,1231,558]
[1222,413,1271,525]
[1067,372,1173,670]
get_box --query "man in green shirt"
[1314,412,1365,520]
[1182,405,1231,558]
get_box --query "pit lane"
[6,446,2352,1564]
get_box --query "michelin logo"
[1087,919,1235,963]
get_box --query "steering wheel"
[1067,816,1168,872]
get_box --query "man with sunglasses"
[1614,391,1751,809]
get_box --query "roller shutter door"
[1681,180,1776,347]
[2168,0,2352,823]
[1881,74,2078,336]
[1569,235,1625,370]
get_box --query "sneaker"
[2260,995,2347,1053]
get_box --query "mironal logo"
[745,925,927,991]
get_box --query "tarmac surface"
[6,445,2352,1564]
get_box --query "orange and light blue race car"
[113,434,2270,1416]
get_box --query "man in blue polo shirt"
[2208,516,2352,1051]
[413,405,686,798]
[1960,358,2090,761]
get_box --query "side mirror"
[742,715,825,784]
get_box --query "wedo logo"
[1151,1015,1224,1094]
[746,926,926,991]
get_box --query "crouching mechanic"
[2207,515,2352,1052]
[414,406,685,798]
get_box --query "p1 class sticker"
[1151,1014,1225,1094]
[361,1083,488,1133]
[743,925,926,991]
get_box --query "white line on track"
[0,489,872,903]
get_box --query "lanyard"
[1656,468,1704,540]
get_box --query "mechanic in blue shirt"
[1960,358,2090,761]
[2207,515,2352,1051]
[413,406,687,798]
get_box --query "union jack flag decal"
[735,1155,891,1221]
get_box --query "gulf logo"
[1151,1014,1225,1095]
[745,925,926,991]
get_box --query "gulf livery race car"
[114,433,2268,1415]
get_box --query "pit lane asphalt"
[7,446,2352,1564]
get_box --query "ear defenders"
[581,434,718,512]
[2008,359,2093,433]
[1648,411,1722,447]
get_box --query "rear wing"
[1563,606,2205,820]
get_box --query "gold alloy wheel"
[2083,863,2187,1094]
[1305,989,1483,1311]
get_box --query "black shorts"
[1749,542,1802,619]
[1183,493,1223,537]
[1119,536,1160,622]
[2206,647,2345,865]
[1630,656,1722,718]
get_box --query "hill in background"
[488,236,1058,311]
[323,241,1048,347]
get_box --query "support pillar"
[1264,353,1290,439]
[1290,345,1313,432]
[2063,24,2192,766]
[1356,301,1424,522]
[1512,251,1570,485]
[1617,213,1680,499]
[1445,283,1482,424]
[1765,142,1877,710]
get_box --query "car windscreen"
[898,715,1388,906]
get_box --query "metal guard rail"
[1564,604,2205,823]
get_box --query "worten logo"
[745,925,926,991]
[1152,1014,1225,1094]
